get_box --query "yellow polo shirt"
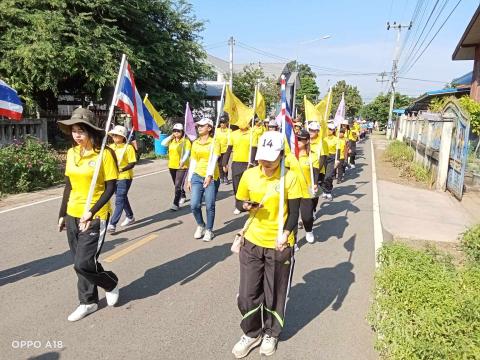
[191,137,221,180]
[236,165,302,249]
[109,143,136,180]
[167,137,191,170]
[231,129,257,163]
[325,135,338,155]
[285,152,319,198]
[338,138,346,160]
[216,128,231,154]
[253,125,265,144]
[65,146,118,220]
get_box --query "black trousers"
[169,168,187,206]
[300,198,314,232]
[321,155,336,194]
[318,155,327,187]
[349,141,356,165]
[336,159,345,181]
[66,216,118,304]
[232,161,248,196]
[238,239,295,338]
[218,153,228,180]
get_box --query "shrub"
[384,140,414,167]
[370,243,480,359]
[0,137,63,194]
[461,224,480,265]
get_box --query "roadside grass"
[140,151,168,160]
[369,226,480,360]
[384,141,433,185]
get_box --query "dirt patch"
[372,134,431,190]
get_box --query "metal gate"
[444,101,470,200]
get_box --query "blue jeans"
[110,179,134,226]
[190,173,220,230]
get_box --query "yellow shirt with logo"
[167,137,191,170]
[236,165,302,249]
[109,143,136,180]
[65,146,118,220]
[191,137,221,180]
[338,137,346,160]
[216,128,231,154]
[285,152,319,199]
[325,135,338,155]
[231,129,257,163]
[348,124,360,141]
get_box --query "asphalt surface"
[0,139,377,360]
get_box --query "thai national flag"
[115,61,160,138]
[279,78,299,158]
[0,80,23,121]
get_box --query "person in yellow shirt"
[161,123,192,210]
[348,120,360,169]
[222,124,258,215]
[216,116,231,183]
[321,123,339,200]
[57,107,119,322]
[285,129,319,244]
[186,117,221,242]
[336,128,348,184]
[107,125,137,232]
[253,117,265,145]
[232,131,301,358]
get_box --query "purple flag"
[333,93,345,128]
[184,102,197,141]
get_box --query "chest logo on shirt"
[88,161,96,167]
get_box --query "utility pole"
[386,21,411,139]
[228,36,235,90]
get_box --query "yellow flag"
[223,85,254,129]
[304,97,322,122]
[255,88,266,120]
[317,91,332,141]
[143,96,165,127]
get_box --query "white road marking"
[0,168,170,215]
[371,139,384,267]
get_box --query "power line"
[398,76,448,83]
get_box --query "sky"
[189,0,479,103]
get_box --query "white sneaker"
[194,226,205,239]
[294,243,300,253]
[305,232,315,244]
[259,335,278,356]
[326,193,333,201]
[107,224,116,233]
[67,303,98,322]
[203,229,214,242]
[105,285,119,306]
[232,334,262,358]
[179,197,186,205]
[321,193,327,199]
[233,208,241,215]
[350,164,356,169]
[170,204,179,211]
[120,217,135,227]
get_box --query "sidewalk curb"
[371,139,386,267]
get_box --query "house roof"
[406,87,470,113]
[452,6,480,60]
[451,71,473,87]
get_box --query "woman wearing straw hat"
[57,107,120,322]
[186,117,221,242]
[232,131,302,358]
[161,123,191,210]
[107,125,137,233]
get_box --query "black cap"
[297,129,310,140]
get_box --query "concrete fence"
[0,118,48,145]
[395,111,454,191]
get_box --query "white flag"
[333,93,345,128]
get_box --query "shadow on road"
[0,237,130,287]
[28,352,60,360]
[118,243,232,306]
[282,259,355,340]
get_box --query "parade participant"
[57,107,119,322]
[336,128,348,184]
[216,115,231,183]
[232,131,301,358]
[294,121,302,135]
[285,129,319,244]
[253,117,266,142]
[107,125,137,233]
[222,124,257,215]
[321,123,338,200]
[161,123,191,210]
[267,118,279,132]
[348,120,359,169]
[186,117,221,242]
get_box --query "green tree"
[360,92,411,125]
[232,65,279,115]
[0,0,210,115]
[330,80,363,118]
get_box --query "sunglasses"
[173,129,182,132]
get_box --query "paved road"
[0,140,377,360]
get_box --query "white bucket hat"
[173,123,184,131]
[255,131,284,162]
[108,125,128,139]
[196,118,214,127]
[308,122,320,131]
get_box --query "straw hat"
[58,107,104,135]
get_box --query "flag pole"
[247,83,258,166]
[278,75,287,246]
[179,102,189,168]
[304,95,315,195]
[207,82,226,174]
[334,92,344,164]
[83,53,126,216]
